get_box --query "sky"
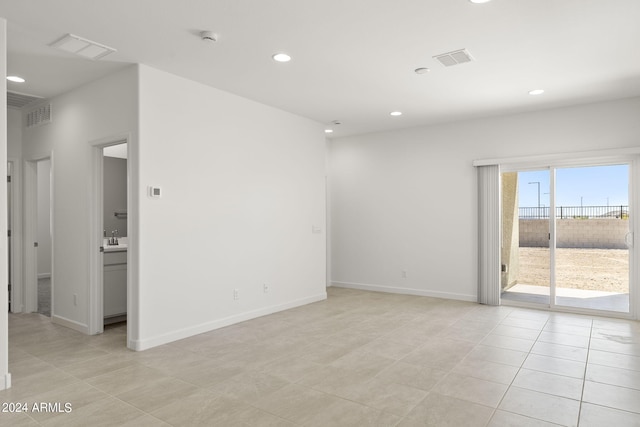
[517,164,629,208]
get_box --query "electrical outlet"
[73,294,77,306]
[233,289,239,300]
[401,270,407,279]
[263,284,270,293]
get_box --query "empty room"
[1,1,640,426]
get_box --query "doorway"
[501,162,633,316]
[88,135,130,337]
[102,143,128,326]
[36,159,52,317]
[24,157,53,316]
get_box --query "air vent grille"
[433,49,474,67]
[26,104,52,128]
[49,33,117,60]
[7,91,42,109]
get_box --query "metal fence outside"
[519,205,628,219]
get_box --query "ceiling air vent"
[49,33,117,60]
[433,49,474,67]
[7,91,42,109]
[26,104,52,128]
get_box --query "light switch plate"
[149,186,162,198]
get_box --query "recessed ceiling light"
[7,76,25,83]
[528,89,545,95]
[469,0,492,3]
[272,53,291,62]
[324,129,333,134]
[414,67,430,74]
[390,111,402,116]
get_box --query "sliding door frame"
[480,148,639,320]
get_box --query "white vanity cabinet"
[104,249,127,321]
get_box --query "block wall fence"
[519,219,629,249]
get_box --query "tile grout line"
[485,311,551,426]
[575,319,594,427]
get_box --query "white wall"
[0,17,10,390]
[329,97,640,301]
[22,66,138,331]
[7,107,21,158]
[37,159,51,277]
[136,65,327,349]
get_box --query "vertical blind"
[477,165,501,306]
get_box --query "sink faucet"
[108,230,119,246]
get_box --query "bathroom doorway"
[88,135,130,338]
[102,143,128,326]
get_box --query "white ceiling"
[2,0,640,137]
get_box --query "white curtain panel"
[477,164,501,306]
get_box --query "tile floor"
[1,287,639,426]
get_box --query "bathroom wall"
[103,156,127,237]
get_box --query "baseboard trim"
[37,273,51,280]
[52,315,90,334]
[332,281,477,303]
[130,292,328,351]
[1,373,11,390]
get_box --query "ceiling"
[2,0,640,137]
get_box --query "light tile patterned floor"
[2,287,640,426]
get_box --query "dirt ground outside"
[516,247,629,293]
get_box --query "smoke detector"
[433,49,474,67]
[201,31,218,43]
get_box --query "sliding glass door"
[501,162,632,316]
[554,165,630,313]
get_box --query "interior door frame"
[7,158,21,313]
[88,134,130,336]
[500,153,639,320]
[23,154,54,315]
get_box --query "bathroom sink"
[103,237,128,252]
[104,244,127,252]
